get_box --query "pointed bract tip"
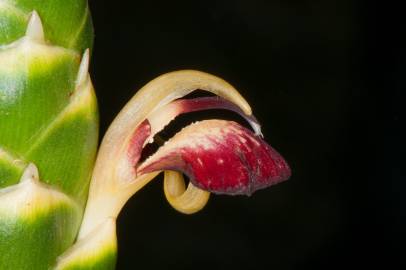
[20,163,39,183]
[76,49,90,87]
[26,10,45,42]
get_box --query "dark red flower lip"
[137,119,291,196]
[125,95,290,196]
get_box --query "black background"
[89,1,405,269]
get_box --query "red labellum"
[138,119,290,195]
[171,97,262,136]
[127,119,151,166]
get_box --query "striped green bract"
[0,1,98,269]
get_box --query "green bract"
[0,1,97,269]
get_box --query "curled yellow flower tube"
[163,170,210,215]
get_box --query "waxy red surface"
[172,97,261,135]
[127,119,151,166]
[138,119,291,195]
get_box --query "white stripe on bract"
[23,68,95,156]
[0,163,80,220]
[76,49,90,88]
[0,147,26,169]
[55,218,117,270]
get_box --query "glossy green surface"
[0,0,93,51]
[0,181,82,270]
[0,1,98,196]
[0,0,100,269]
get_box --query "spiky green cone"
[0,1,98,269]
